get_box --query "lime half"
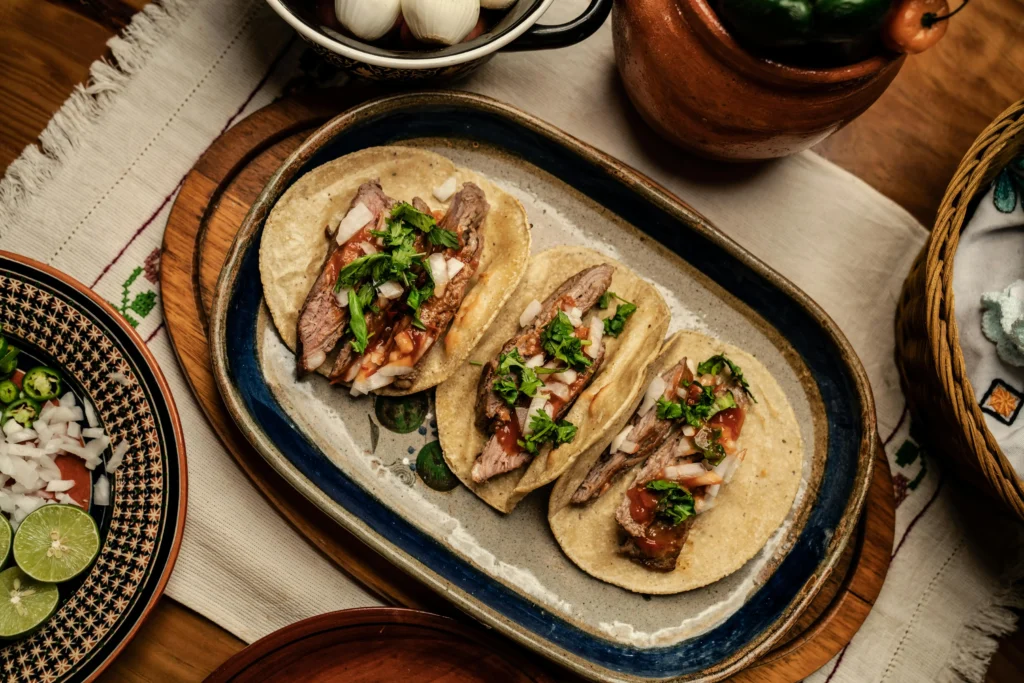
[13,505,100,583]
[0,567,58,639]
[0,515,11,569]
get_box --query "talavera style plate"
[209,92,876,682]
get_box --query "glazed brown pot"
[613,0,906,160]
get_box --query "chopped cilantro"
[656,397,683,420]
[493,376,521,405]
[428,227,461,249]
[602,302,637,338]
[645,480,695,526]
[598,291,612,309]
[406,283,434,331]
[697,428,727,466]
[541,311,592,371]
[391,203,436,231]
[493,349,543,406]
[348,288,370,354]
[517,410,577,455]
[468,360,484,367]
[696,354,755,401]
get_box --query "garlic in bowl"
[265,0,613,81]
[402,0,481,46]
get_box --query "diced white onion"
[49,406,83,423]
[586,316,603,359]
[565,307,583,327]
[706,483,721,499]
[93,475,111,506]
[552,368,577,385]
[682,425,696,437]
[45,480,75,493]
[620,440,639,454]
[59,392,76,408]
[7,430,37,445]
[334,287,352,308]
[525,354,545,369]
[664,462,707,480]
[714,455,736,480]
[433,175,458,202]
[429,253,449,295]
[66,422,81,439]
[305,350,327,372]
[82,427,105,439]
[357,241,377,255]
[2,421,20,437]
[377,281,405,300]
[686,358,697,376]
[350,373,394,396]
[675,437,696,456]
[515,407,530,430]
[376,364,415,378]
[106,440,129,472]
[695,495,715,514]
[55,492,82,508]
[37,404,55,425]
[611,426,633,453]
[546,382,570,401]
[640,376,667,415]
[336,202,373,245]
[107,372,130,387]
[520,300,542,328]
[83,400,98,428]
[446,258,465,280]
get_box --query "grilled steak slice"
[475,264,614,429]
[471,342,606,484]
[296,181,393,375]
[571,361,689,504]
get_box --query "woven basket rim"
[925,97,1024,504]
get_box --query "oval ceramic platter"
[209,92,875,683]
[0,251,186,681]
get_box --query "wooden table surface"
[2,0,1023,681]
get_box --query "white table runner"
[1,1,1021,680]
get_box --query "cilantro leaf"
[493,349,543,406]
[428,228,461,249]
[391,202,437,232]
[696,354,755,401]
[602,302,637,338]
[493,377,521,405]
[645,480,695,526]
[656,397,683,420]
[406,283,434,331]
[696,427,727,465]
[517,410,577,455]
[336,253,390,290]
[348,288,371,354]
[598,291,612,309]
[541,311,592,371]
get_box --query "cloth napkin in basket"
[1,1,1021,681]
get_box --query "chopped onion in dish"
[377,281,405,300]
[565,307,583,327]
[515,407,530,430]
[446,258,465,280]
[675,437,696,456]
[428,253,449,295]
[334,287,352,307]
[305,350,327,372]
[525,354,545,369]
[706,484,721,499]
[82,427,105,440]
[611,426,634,453]
[524,394,550,434]
[55,492,82,508]
[106,440,129,472]
[336,202,373,245]
[682,425,696,437]
[686,358,697,377]
[639,376,667,415]
[45,480,75,493]
[350,372,394,396]
[377,364,415,378]
[48,406,83,424]
[520,299,542,328]
[357,241,377,255]
[59,392,76,408]
[433,175,458,202]
[619,440,639,454]
[694,495,715,514]
[108,372,130,387]
[2,421,20,437]
[6,429,37,445]
[586,316,603,359]
[545,382,570,401]
[664,462,707,480]
[93,475,111,506]
[552,368,577,385]
[713,455,735,480]
[83,400,98,428]
[66,422,80,439]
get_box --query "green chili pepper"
[718,0,891,47]
[22,367,62,402]
[0,381,17,405]
[2,398,40,428]
[0,347,19,381]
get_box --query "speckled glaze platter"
[209,92,875,683]
[0,251,186,682]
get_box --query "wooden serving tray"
[162,88,894,682]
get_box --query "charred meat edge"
[295,180,394,375]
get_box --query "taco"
[549,330,803,593]
[436,246,670,513]
[260,146,531,396]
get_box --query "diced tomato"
[709,407,745,438]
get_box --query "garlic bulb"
[335,0,401,41]
[481,0,517,8]
[401,0,480,45]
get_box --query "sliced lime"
[0,567,58,639]
[13,505,100,583]
[0,515,11,569]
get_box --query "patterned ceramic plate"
[210,93,876,682]
[0,251,186,682]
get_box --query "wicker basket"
[895,97,1024,519]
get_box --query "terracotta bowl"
[613,0,906,160]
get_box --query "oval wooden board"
[162,87,895,682]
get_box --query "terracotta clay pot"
[613,0,906,160]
